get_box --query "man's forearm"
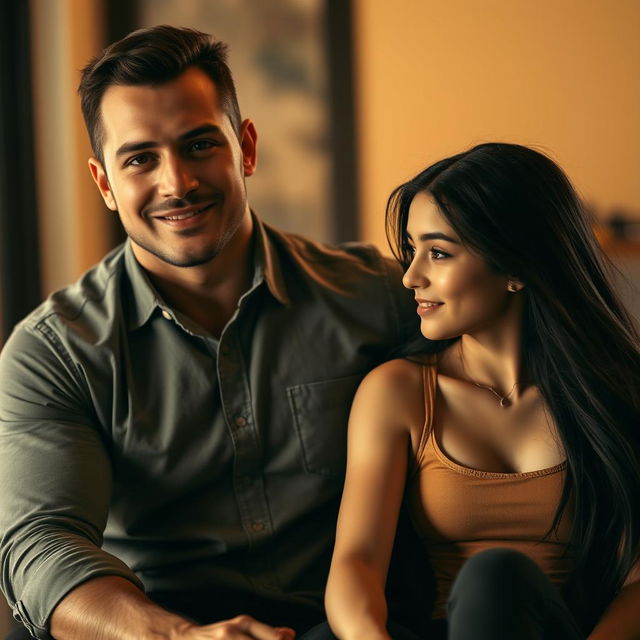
[50,575,190,640]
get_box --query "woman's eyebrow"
[407,231,460,244]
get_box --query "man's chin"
[159,249,220,268]
[130,238,220,270]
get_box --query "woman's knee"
[447,549,581,640]
[450,548,545,605]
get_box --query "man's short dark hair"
[78,25,242,164]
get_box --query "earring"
[507,281,518,293]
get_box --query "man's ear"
[88,158,117,211]
[239,119,257,177]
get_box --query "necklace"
[458,346,519,409]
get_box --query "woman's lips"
[416,299,444,316]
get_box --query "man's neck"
[136,217,255,337]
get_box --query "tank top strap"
[414,358,438,467]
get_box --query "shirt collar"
[123,242,164,331]
[123,212,289,331]
[252,211,289,306]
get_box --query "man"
[0,26,425,640]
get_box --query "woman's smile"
[415,298,444,315]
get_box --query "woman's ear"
[507,278,525,293]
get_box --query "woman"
[324,143,640,639]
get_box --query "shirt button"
[234,415,247,427]
[251,521,265,532]
[161,309,172,320]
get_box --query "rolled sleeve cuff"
[13,552,144,639]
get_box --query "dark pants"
[299,549,584,640]
[446,548,584,639]
[299,620,427,639]
[5,549,584,640]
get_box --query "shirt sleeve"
[0,321,144,639]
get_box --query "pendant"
[499,397,511,408]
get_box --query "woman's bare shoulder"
[361,357,426,388]
[353,357,431,425]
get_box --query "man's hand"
[50,577,296,640]
[176,615,295,639]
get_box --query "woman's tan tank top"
[407,364,575,619]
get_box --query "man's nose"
[158,155,199,198]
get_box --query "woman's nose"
[402,259,429,290]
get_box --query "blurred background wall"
[16,0,640,297]
[1,0,639,634]
[354,0,640,248]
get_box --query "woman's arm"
[588,562,640,639]
[325,360,423,640]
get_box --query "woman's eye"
[430,248,450,260]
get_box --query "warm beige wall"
[27,1,640,276]
[30,0,110,296]
[353,0,640,250]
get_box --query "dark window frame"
[0,1,41,341]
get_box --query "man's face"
[89,66,257,271]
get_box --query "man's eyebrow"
[115,125,223,157]
[115,140,156,158]
[407,231,460,244]
[178,124,223,140]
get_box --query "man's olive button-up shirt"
[0,215,419,639]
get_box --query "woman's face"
[402,191,516,341]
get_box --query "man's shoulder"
[265,223,401,284]
[269,223,385,263]
[15,243,128,343]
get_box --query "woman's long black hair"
[386,143,640,631]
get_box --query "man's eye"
[189,140,215,152]
[127,154,150,167]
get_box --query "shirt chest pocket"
[286,373,364,478]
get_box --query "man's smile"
[151,201,217,226]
